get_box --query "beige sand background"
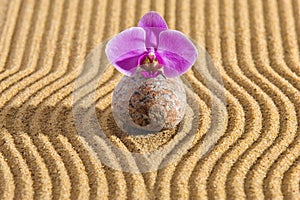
[0,0,300,199]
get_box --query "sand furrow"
[3,7,161,199]
[0,0,35,74]
[11,0,79,108]
[292,0,300,61]
[250,2,300,198]
[266,138,300,200]
[49,106,90,199]
[221,0,298,198]
[262,0,300,90]
[282,156,300,199]
[117,0,136,32]
[52,136,90,200]
[101,0,122,40]
[170,76,222,200]
[165,20,230,198]
[187,78,237,199]
[8,0,77,106]
[12,104,72,199]
[29,134,72,199]
[175,0,191,35]
[123,173,149,200]
[65,108,110,200]
[0,1,57,198]
[0,0,63,109]
[190,0,205,44]
[189,3,243,199]
[188,0,266,199]
[150,0,165,17]
[206,0,279,199]
[0,0,8,35]
[135,0,151,25]
[85,0,108,53]
[50,51,116,200]
[11,133,52,200]
[155,164,177,200]
[81,104,127,199]
[163,0,176,30]
[104,168,127,199]
[243,0,300,199]
[0,151,14,200]
[0,0,22,72]
[41,68,115,199]
[38,2,143,195]
[277,0,300,77]
[46,71,118,199]
[0,129,33,199]
[0,0,38,104]
[0,2,71,197]
[6,0,86,196]
[30,0,95,198]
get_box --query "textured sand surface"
[0,0,300,199]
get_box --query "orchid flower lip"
[105,11,198,78]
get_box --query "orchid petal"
[105,27,147,76]
[143,27,164,49]
[138,11,168,49]
[156,30,198,78]
[138,11,168,29]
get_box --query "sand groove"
[0,129,33,199]
[246,1,299,199]
[277,0,300,77]
[0,151,14,199]
[0,0,8,34]
[0,0,22,73]
[188,1,264,199]
[232,1,295,198]
[0,0,299,199]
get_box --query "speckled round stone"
[112,70,186,134]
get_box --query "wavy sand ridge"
[0,0,299,199]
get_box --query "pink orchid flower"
[105,11,198,78]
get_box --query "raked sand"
[0,0,300,199]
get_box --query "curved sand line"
[0,151,14,199]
